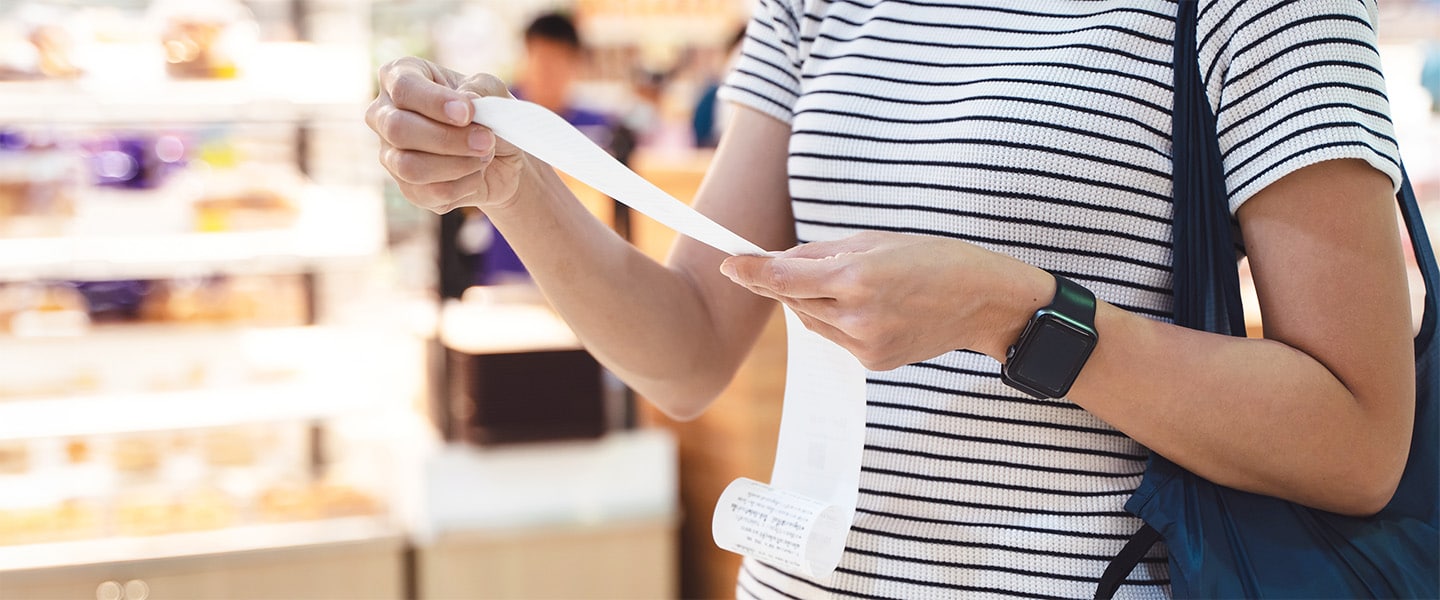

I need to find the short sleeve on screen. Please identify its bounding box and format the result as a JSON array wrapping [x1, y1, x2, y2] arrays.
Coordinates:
[[718, 0, 804, 125], [1198, 0, 1402, 215]]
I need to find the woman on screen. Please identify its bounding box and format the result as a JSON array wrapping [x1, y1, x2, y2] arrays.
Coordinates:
[[366, 1, 1414, 597]]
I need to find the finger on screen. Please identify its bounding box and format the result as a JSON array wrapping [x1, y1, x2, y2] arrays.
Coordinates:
[[393, 162, 492, 214], [791, 309, 862, 351], [371, 104, 495, 157], [785, 297, 843, 324], [454, 74, 530, 159], [381, 146, 490, 185], [720, 255, 844, 299], [378, 57, 473, 127], [764, 292, 851, 335], [728, 280, 841, 320], [363, 91, 389, 134]]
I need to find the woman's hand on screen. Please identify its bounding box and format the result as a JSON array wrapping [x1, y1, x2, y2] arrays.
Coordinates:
[[719, 231, 1052, 370], [365, 57, 529, 213]]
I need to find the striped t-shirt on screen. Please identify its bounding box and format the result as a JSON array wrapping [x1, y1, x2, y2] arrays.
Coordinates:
[[717, 0, 1402, 598]]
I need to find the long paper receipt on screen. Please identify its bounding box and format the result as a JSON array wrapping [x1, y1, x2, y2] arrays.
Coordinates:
[[473, 97, 866, 578]]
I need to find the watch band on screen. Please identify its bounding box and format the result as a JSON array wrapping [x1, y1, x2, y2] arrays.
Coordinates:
[[1048, 273, 1096, 327]]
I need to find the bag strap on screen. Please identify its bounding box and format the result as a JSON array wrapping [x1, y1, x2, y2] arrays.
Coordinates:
[[1096, 1, 1227, 595], [1168, 0, 1245, 338], [1094, 524, 1162, 600], [1398, 170, 1438, 349]]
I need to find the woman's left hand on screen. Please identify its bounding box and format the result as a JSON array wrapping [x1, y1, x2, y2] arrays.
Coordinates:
[[720, 231, 1052, 370]]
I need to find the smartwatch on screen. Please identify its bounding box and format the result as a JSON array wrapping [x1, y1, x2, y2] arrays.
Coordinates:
[[1000, 273, 1098, 399]]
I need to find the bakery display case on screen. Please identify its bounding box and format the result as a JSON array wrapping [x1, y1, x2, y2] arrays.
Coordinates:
[[0, 1, 410, 596]]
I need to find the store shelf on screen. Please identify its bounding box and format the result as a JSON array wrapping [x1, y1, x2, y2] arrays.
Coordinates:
[[0, 515, 399, 572], [0, 185, 385, 282], [0, 379, 387, 442], [0, 43, 372, 124]]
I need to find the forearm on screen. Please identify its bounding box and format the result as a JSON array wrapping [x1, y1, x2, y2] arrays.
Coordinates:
[[484, 161, 741, 418], [366, 62, 784, 417], [972, 279, 1404, 515], [1066, 304, 1408, 515], [968, 161, 1413, 516], [966, 267, 1404, 515]]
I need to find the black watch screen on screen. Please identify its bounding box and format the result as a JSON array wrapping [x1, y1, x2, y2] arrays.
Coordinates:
[[1001, 275, 1098, 399]]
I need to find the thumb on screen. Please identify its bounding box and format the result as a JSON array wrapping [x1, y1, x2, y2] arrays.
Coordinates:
[[456, 74, 522, 155], [456, 73, 514, 104]]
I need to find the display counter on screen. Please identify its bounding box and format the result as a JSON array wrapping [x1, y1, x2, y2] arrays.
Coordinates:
[[410, 429, 679, 599]]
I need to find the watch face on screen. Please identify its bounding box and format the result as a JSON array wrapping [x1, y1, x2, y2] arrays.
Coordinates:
[[1008, 314, 1096, 397]]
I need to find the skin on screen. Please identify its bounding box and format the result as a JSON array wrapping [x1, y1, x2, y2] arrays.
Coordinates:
[[517, 38, 580, 115], [366, 57, 1416, 518]]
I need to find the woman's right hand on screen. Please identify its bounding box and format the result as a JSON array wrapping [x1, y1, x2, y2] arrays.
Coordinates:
[[365, 57, 528, 213]]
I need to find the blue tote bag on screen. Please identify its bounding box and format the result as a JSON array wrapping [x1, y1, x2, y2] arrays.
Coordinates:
[[1095, 2, 1440, 597]]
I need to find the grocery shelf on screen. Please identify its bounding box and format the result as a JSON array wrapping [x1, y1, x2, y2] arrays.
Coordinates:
[[0, 378, 388, 442], [0, 185, 385, 282], [0, 516, 400, 572], [0, 43, 373, 124]]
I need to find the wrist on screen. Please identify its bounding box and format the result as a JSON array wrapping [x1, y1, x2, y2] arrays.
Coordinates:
[[481, 153, 561, 217], [977, 261, 1054, 362]]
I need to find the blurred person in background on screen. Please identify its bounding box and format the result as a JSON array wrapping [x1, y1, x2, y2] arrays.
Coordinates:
[[691, 26, 747, 149], [511, 12, 611, 145], [462, 11, 615, 286], [368, 0, 1416, 597]]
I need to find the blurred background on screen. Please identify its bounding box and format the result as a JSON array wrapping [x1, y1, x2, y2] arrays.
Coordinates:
[[0, 1, 1434, 599]]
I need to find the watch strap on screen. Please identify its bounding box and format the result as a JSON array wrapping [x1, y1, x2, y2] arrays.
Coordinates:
[[1047, 274, 1096, 328]]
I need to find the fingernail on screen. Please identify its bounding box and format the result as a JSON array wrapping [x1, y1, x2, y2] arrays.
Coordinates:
[[468, 128, 493, 152], [443, 100, 469, 125], [720, 262, 736, 279]]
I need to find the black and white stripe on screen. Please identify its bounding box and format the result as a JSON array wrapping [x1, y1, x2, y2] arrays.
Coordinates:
[[720, 0, 1400, 598]]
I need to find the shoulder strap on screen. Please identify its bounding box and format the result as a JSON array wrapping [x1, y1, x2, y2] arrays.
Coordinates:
[[1398, 169, 1438, 350], [1094, 524, 1162, 600], [1168, 0, 1246, 338]]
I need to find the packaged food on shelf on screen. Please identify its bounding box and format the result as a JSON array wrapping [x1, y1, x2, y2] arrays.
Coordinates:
[[114, 486, 239, 537], [0, 441, 28, 475], [257, 481, 383, 523], [0, 500, 102, 546], [139, 274, 309, 326], [87, 132, 189, 190], [0, 273, 308, 343], [0, 125, 311, 243], [28, 24, 81, 79], [0, 436, 108, 545], [152, 0, 257, 80], [0, 422, 388, 548], [192, 188, 297, 232], [201, 427, 258, 468], [0, 4, 84, 81], [190, 160, 302, 233], [0, 130, 80, 237], [6, 282, 89, 337]]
